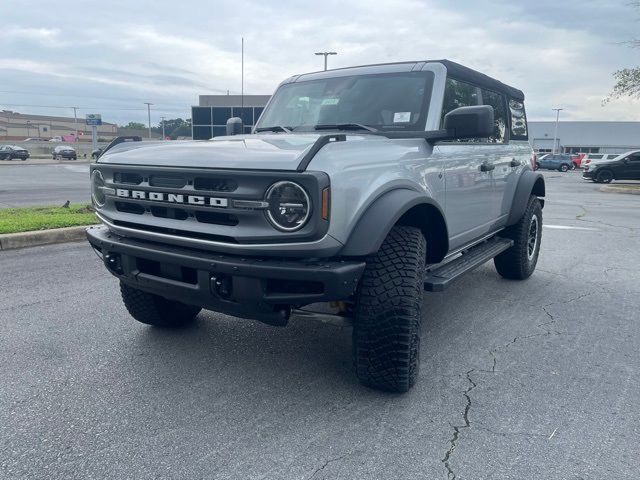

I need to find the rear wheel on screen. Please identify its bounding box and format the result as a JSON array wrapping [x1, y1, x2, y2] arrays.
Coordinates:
[[352, 225, 426, 393], [120, 281, 201, 327], [494, 195, 542, 280], [559, 164, 569, 172], [596, 169, 613, 183]]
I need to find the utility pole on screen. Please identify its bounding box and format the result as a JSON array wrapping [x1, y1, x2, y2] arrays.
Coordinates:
[[160, 116, 166, 140], [71, 107, 79, 140], [315, 51, 337, 71], [241, 37, 244, 110], [144, 102, 153, 139], [552, 108, 563, 154]]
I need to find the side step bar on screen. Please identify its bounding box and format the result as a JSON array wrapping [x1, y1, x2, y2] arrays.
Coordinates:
[[424, 237, 514, 292]]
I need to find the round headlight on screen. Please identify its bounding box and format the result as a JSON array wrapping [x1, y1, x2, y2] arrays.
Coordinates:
[[265, 181, 311, 232], [91, 170, 106, 207]]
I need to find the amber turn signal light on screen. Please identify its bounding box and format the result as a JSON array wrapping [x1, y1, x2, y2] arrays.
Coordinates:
[[321, 187, 330, 220]]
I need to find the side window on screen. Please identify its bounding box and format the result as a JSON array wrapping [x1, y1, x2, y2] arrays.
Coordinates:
[[441, 78, 506, 143], [509, 99, 528, 140], [629, 153, 640, 161], [441, 78, 480, 127], [480, 89, 507, 143]]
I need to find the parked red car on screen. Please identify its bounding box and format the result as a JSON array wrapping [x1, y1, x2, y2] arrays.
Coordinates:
[[571, 153, 585, 168]]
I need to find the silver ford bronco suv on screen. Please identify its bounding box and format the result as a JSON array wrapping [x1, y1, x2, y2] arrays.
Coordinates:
[[87, 60, 544, 393]]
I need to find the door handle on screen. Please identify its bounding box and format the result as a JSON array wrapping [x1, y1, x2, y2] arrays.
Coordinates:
[[480, 162, 495, 172], [510, 158, 521, 167]]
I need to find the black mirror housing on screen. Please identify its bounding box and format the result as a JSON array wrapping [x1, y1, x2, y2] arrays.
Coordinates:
[[226, 117, 244, 136], [443, 105, 495, 140]]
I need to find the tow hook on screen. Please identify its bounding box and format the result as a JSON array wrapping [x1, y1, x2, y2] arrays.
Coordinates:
[[211, 275, 232, 299]]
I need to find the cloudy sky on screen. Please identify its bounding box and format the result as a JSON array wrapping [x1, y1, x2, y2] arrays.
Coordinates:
[[1, 0, 639, 126]]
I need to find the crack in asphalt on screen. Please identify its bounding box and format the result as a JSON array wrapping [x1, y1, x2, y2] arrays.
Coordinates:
[[309, 453, 351, 479], [441, 289, 597, 479], [441, 370, 477, 480]]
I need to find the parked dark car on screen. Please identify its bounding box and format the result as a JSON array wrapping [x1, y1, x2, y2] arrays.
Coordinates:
[[91, 147, 104, 159], [52, 146, 77, 160], [536, 153, 574, 172], [583, 150, 640, 183], [0, 145, 30, 161]]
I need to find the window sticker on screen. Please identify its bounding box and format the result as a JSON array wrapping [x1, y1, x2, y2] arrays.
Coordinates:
[[393, 111, 411, 123], [321, 98, 340, 106]]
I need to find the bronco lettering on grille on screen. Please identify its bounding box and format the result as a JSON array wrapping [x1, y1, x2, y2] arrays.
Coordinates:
[[114, 189, 228, 207]]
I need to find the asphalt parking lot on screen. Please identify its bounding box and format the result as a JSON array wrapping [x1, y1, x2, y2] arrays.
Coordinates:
[[0, 164, 90, 208], [1, 172, 639, 479]]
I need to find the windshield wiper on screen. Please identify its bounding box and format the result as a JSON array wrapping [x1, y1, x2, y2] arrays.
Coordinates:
[[314, 123, 378, 132], [254, 125, 294, 133]]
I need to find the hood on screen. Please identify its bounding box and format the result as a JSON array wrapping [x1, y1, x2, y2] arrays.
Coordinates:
[[97, 134, 332, 171]]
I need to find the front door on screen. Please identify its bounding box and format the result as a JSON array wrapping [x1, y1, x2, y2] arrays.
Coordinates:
[[618, 152, 640, 180], [438, 78, 513, 251]]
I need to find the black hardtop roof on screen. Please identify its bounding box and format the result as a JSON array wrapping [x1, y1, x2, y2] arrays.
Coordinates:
[[292, 59, 525, 101], [435, 60, 524, 101]]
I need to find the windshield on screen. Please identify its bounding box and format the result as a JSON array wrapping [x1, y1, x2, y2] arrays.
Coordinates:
[[256, 71, 435, 133]]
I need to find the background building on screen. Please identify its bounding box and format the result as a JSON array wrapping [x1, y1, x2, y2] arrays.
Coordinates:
[[191, 95, 270, 140], [529, 121, 640, 155], [0, 111, 118, 141]]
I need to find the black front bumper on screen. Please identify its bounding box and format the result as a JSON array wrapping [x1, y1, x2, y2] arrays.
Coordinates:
[[86, 226, 365, 323], [582, 171, 595, 179]]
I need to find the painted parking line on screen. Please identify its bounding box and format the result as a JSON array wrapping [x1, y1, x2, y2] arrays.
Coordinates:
[[543, 224, 598, 231]]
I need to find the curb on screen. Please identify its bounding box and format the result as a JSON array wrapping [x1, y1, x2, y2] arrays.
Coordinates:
[[599, 186, 640, 195], [0, 225, 97, 251]]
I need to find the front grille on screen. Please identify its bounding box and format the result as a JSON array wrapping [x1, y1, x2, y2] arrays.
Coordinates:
[[194, 211, 238, 226], [150, 175, 187, 189], [150, 206, 188, 221], [194, 177, 237, 192], [114, 172, 142, 185], [95, 164, 328, 246], [115, 201, 145, 215]]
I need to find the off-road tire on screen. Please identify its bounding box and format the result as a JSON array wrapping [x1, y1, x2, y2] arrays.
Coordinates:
[[120, 281, 201, 327], [494, 195, 542, 280], [353, 225, 426, 393], [596, 169, 613, 184]]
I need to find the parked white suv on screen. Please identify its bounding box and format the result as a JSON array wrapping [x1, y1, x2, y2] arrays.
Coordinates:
[[582, 153, 620, 169]]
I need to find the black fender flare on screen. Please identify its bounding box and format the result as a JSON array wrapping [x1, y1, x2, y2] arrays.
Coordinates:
[[339, 189, 448, 258], [506, 170, 545, 226]]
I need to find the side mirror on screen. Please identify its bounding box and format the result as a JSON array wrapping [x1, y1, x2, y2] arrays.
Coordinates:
[[443, 105, 494, 140], [226, 117, 244, 136]]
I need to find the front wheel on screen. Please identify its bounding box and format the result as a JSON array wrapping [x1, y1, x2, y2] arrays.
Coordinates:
[[559, 164, 569, 172], [494, 195, 542, 280], [352, 225, 426, 393], [120, 282, 201, 327], [596, 170, 613, 184]]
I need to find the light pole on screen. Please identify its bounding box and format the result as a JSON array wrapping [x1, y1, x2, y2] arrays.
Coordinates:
[[552, 108, 563, 154], [71, 106, 79, 140], [144, 102, 153, 139], [160, 116, 166, 140], [315, 51, 337, 71], [26, 120, 31, 138]]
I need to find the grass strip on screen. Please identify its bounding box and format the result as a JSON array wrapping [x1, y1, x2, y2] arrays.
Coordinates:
[[0, 204, 97, 234]]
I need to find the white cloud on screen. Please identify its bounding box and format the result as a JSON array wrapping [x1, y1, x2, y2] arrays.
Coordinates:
[[0, 0, 638, 123]]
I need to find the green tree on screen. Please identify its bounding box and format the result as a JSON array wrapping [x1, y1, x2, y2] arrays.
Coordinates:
[[121, 121, 146, 130], [607, 2, 640, 101], [155, 118, 192, 139]]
